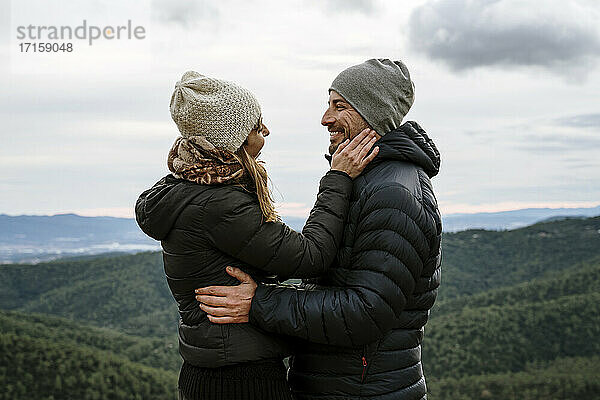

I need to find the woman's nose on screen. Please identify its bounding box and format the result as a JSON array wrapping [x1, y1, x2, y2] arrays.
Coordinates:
[[262, 126, 270, 137]]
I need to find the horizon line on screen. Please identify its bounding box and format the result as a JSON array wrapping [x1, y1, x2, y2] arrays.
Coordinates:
[[2, 201, 599, 219]]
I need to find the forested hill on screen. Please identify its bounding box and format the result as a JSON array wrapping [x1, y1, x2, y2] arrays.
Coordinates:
[[423, 255, 600, 398], [423, 257, 600, 377], [1, 216, 599, 399], [440, 215, 600, 300], [0, 311, 178, 400], [0, 251, 177, 338], [2, 216, 598, 328]]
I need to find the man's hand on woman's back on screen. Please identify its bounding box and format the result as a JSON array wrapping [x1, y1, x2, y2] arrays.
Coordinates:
[[195, 266, 256, 324]]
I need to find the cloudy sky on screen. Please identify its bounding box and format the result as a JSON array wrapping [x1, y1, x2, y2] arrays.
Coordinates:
[[1, 0, 599, 218]]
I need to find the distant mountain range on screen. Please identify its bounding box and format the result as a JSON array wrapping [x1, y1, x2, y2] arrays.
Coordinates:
[[283, 206, 600, 232], [1, 205, 599, 263], [0, 214, 158, 263], [441, 205, 600, 232]]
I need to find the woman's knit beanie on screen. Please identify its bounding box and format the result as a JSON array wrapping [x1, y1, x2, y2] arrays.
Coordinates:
[[170, 71, 262, 153]]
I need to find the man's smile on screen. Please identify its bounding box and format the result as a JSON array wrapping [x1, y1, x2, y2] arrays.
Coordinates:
[[329, 130, 345, 142]]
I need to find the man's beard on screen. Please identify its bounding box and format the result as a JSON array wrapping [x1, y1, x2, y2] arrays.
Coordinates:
[[328, 127, 350, 156]]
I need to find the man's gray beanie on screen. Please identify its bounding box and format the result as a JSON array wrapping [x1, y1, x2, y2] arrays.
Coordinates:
[[329, 58, 415, 136]]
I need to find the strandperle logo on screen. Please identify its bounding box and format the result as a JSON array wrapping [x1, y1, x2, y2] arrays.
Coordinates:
[[16, 19, 146, 46]]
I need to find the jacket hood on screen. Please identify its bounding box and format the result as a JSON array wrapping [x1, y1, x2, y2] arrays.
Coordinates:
[[135, 174, 203, 240], [326, 121, 440, 178]]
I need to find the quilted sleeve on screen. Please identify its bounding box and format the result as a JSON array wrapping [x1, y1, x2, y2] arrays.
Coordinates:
[[203, 170, 353, 280], [249, 182, 437, 346]]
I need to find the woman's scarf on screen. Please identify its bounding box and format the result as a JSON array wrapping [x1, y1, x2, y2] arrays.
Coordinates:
[[167, 136, 247, 185]]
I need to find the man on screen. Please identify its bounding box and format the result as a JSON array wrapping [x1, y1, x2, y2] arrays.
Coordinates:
[[196, 58, 442, 399]]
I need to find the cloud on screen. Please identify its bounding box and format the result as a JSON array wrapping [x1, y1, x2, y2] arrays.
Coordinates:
[[514, 133, 600, 153], [408, 0, 600, 74], [556, 113, 600, 129], [0, 0, 9, 44], [275, 202, 312, 218], [306, 0, 376, 14], [325, 0, 376, 13], [151, 0, 219, 28], [458, 112, 600, 154], [514, 113, 600, 152]]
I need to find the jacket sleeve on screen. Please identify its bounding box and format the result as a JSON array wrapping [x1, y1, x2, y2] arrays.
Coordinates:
[[248, 182, 436, 346], [203, 170, 353, 280]]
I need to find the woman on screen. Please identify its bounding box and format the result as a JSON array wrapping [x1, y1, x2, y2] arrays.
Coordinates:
[[135, 71, 378, 400]]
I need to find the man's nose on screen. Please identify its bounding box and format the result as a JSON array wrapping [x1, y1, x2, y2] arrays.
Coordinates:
[[321, 111, 335, 126]]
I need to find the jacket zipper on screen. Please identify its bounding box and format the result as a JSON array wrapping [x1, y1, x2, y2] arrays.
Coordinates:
[[361, 355, 368, 383]]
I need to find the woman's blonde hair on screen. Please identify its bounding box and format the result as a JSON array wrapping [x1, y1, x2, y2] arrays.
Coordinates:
[[233, 144, 279, 223]]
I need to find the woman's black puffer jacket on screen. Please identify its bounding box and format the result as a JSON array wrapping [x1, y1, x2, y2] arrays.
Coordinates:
[[135, 170, 353, 367], [248, 121, 442, 399]]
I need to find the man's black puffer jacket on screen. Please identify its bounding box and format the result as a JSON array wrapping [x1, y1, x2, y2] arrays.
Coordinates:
[[135, 170, 353, 368], [249, 121, 442, 399]]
